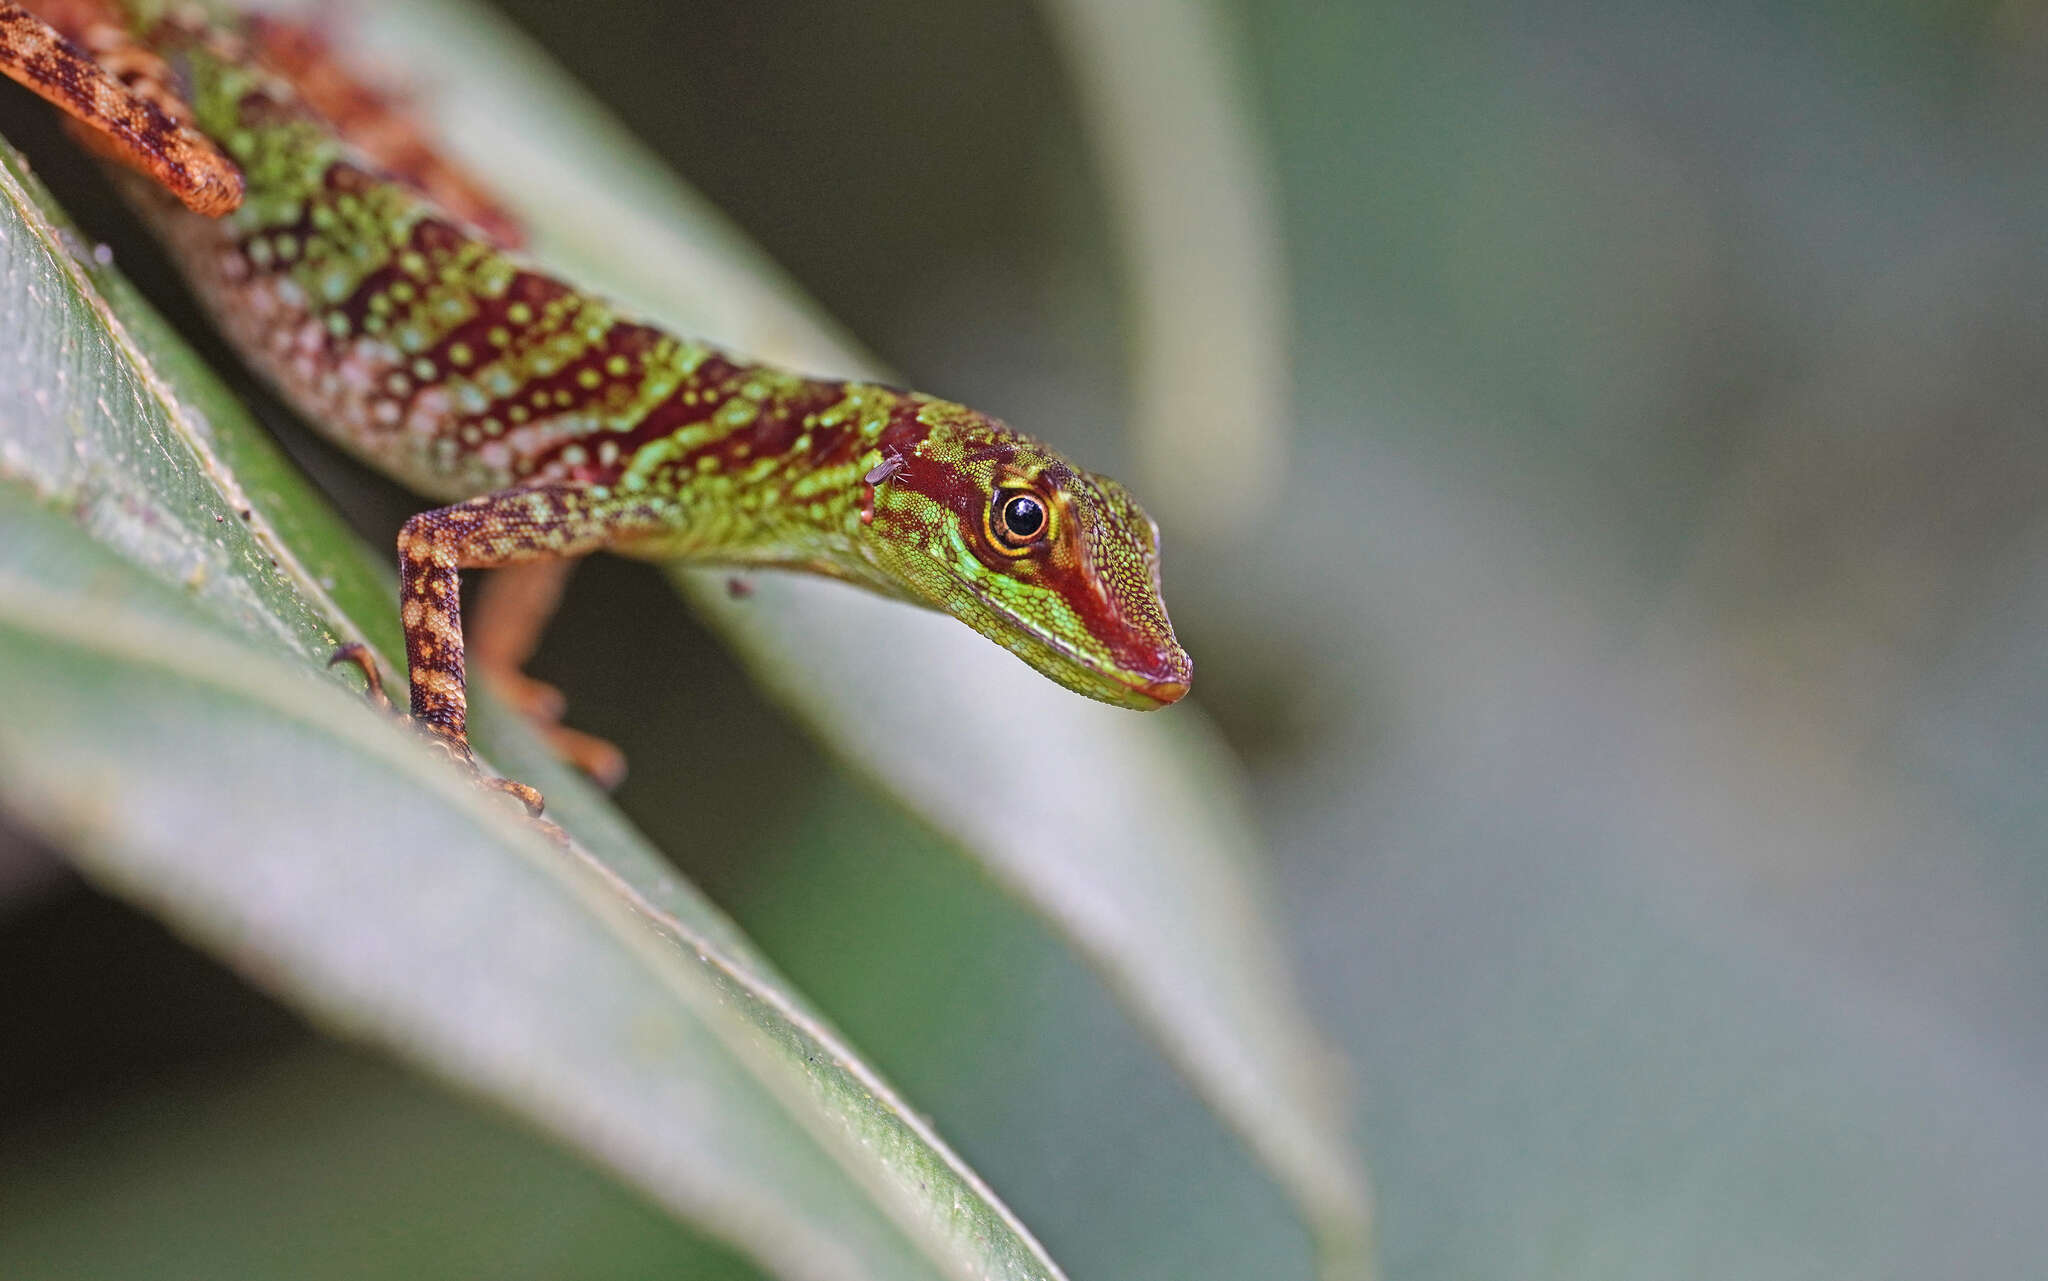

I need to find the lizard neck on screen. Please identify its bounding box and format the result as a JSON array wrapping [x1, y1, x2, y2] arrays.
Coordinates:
[[598, 369, 922, 568]]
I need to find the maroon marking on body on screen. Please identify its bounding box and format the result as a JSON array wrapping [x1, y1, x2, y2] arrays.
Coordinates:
[[808, 423, 862, 468], [508, 357, 732, 484], [875, 402, 930, 459], [666, 376, 852, 478]]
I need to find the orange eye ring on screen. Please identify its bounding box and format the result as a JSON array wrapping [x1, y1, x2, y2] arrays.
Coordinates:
[[987, 487, 1051, 554]]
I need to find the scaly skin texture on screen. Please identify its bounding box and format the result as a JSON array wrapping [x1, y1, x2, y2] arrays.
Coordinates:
[[4, 0, 1192, 804]]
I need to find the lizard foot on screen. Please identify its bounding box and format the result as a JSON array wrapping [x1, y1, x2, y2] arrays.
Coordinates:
[[328, 642, 563, 836], [468, 560, 627, 789], [481, 666, 628, 791]]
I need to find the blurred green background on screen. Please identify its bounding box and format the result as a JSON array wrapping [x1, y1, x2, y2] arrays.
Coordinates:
[[6, 0, 2048, 1276]]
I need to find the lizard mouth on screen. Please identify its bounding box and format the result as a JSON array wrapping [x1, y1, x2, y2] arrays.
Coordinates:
[[956, 573, 1190, 708]]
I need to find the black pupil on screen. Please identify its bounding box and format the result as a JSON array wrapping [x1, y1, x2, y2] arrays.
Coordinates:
[[1001, 494, 1046, 540]]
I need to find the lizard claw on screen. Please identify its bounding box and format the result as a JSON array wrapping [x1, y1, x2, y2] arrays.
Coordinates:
[[328, 641, 392, 713], [329, 641, 559, 828]]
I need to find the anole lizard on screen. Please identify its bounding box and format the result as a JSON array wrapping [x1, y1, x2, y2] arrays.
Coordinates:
[[0, 0, 1192, 815]]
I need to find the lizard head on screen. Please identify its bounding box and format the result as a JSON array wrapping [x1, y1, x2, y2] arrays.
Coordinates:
[[860, 398, 1191, 709]]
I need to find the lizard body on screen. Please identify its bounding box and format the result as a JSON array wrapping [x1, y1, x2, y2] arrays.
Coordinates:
[[1, 0, 1191, 806]]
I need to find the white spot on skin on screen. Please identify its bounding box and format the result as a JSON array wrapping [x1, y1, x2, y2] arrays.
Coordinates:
[[505, 418, 592, 462], [339, 353, 376, 394], [405, 387, 452, 438]]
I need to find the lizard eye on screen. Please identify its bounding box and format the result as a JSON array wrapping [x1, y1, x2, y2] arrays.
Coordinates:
[[989, 489, 1050, 553]]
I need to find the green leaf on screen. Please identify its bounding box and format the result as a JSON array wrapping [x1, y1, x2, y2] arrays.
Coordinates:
[[321, 0, 1372, 1271], [0, 125, 1060, 1281], [0, 1046, 757, 1280]]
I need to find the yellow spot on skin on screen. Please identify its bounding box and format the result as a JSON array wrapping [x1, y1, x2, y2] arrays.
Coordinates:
[[412, 669, 462, 700], [508, 302, 533, 324]]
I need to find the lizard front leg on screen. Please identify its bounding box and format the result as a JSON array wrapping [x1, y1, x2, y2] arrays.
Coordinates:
[[390, 482, 664, 814]]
